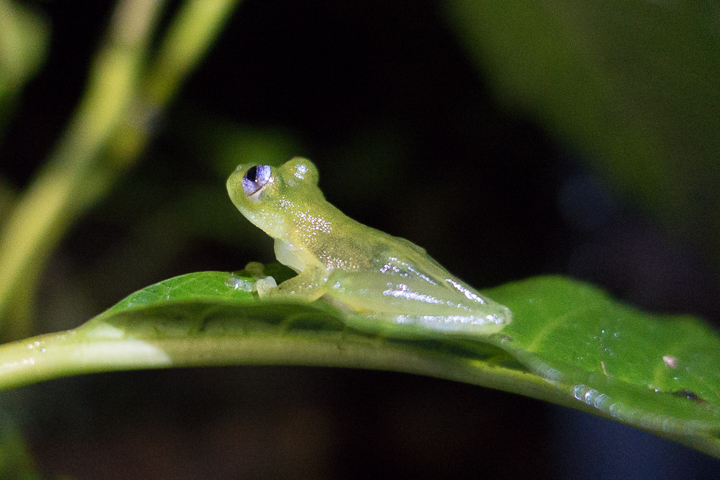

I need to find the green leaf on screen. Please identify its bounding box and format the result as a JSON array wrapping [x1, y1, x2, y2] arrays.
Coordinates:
[[490, 278, 720, 439], [0, 271, 718, 457]]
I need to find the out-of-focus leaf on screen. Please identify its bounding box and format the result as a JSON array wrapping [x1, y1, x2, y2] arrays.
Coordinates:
[[445, 0, 720, 264], [0, 0, 48, 89], [0, 0, 48, 139], [0, 407, 42, 480], [0, 178, 14, 227]]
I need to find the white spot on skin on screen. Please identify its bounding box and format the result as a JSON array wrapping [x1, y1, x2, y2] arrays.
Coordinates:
[[394, 314, 504, 327], [663, 355, 678, 369], [379, 257, 436, 284], [445, 278, 486, 304], [295, 163, 309, 179], [293, 209, 333, 233], [383, 283, 444, 305]]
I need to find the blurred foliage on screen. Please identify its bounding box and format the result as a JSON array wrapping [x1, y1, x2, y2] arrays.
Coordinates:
[[0, 0, 48, 139], [446, 0, 720, 268], [0, 408, 42, 480]]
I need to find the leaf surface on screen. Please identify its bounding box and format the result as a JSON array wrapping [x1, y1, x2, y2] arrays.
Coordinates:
[[0, 270, 718, 457]]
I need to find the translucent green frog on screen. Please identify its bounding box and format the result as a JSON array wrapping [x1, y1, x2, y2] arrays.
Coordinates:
[[227, 157, 512, 337]]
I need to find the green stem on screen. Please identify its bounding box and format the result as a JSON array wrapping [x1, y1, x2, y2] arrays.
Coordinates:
[[0, 0, 166, 337], [0, 0, 240, 338], [0, 325, 552, 397]]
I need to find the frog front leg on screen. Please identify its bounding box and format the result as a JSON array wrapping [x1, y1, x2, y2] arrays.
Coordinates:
[[260, 266, 329, 303]]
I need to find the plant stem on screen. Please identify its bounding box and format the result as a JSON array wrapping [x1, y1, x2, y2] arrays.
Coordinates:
[[0, 0, 240, 339]]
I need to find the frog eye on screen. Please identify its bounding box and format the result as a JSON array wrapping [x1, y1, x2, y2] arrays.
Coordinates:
[[242, 165, 272, 197]]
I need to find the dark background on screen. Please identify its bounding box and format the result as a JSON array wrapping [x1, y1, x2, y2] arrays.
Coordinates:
[[2, 0, 719, 478]]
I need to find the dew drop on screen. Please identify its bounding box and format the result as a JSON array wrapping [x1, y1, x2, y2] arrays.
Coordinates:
[[662, 355, 678, 369], [225, 275, 255, 292]]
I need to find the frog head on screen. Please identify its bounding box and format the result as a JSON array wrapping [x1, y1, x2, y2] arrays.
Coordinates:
[[227, 157, 321, 238]]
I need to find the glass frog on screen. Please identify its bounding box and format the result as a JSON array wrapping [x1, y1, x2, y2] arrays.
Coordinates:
[[227, 157, 512, 337]]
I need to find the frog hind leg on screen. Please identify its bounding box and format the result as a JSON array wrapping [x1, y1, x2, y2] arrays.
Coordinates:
[[340, 309, 510, 339], [325, 270, 511, 338]]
